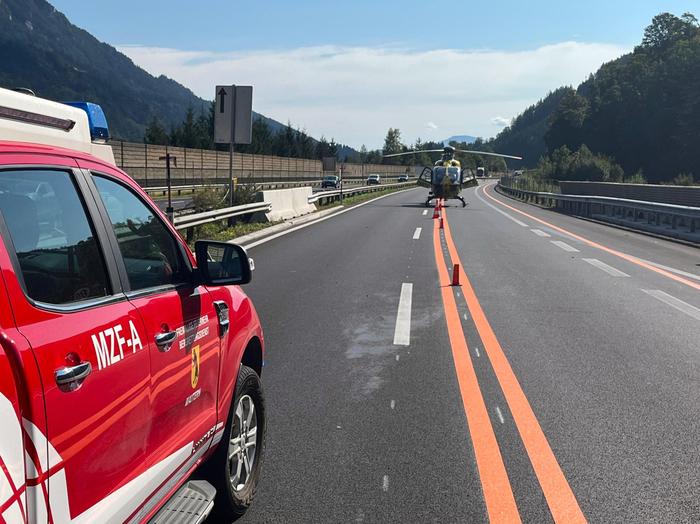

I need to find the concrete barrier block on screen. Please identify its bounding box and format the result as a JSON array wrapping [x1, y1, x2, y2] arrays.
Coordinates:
[[257, 187, 317, 222], [291, 186, 317, 217]]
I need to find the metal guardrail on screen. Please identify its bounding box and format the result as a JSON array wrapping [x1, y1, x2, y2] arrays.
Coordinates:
[[308, 182, 416, 205], [145, 178, 408, 198], [173, 202, 271, 230], [172, 181, 416, 232], [497, 183, 700, 242]]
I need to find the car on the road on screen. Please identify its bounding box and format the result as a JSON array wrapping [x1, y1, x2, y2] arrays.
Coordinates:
[[0, 86, 266, 523], [476, 167, 486, 177], [367, 174, 381, 185], [321, 174, 341, 189], [398, 174, 409, 182]]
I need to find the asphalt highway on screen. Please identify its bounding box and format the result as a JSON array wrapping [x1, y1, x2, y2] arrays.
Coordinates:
[[220, 181, 699, 523]]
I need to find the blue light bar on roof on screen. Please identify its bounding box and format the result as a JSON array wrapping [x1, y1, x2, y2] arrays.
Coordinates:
[[62, 101, 110, 141]]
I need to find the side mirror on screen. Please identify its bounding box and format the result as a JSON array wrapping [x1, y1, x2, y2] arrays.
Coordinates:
[[194, 240, 252, 286]]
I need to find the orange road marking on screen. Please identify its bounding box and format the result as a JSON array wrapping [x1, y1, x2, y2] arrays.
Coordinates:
[[441, 209, 587, 524], [432, 218, 522, 523], [482, 184, 700, 292]]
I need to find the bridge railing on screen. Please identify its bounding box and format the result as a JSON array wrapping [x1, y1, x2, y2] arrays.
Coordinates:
[[497, 183, 700, 243]]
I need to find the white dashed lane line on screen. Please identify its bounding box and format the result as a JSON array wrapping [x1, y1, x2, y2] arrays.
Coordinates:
[[641, 289, 700, 321], [382, 475, 389, 492], [583, 258, 630, 277], [412, 227, 422, 240], [531, 228, 551, 237], [393, 283, 413, 346], [550, 240, 580, 253], [495, 406, 505, 424], [422, 209, 428, 216]]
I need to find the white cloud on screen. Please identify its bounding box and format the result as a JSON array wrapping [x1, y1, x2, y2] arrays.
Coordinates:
[[491, 116, 511, 127], [119, 42, 628, 149], [426, 121, 438, 130]]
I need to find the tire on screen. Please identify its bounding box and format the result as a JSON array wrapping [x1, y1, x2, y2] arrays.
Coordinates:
[[207, 365, 266, 521]]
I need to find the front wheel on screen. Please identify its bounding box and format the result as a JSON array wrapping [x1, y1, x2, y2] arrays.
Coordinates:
[[207, 365, 266, 521]]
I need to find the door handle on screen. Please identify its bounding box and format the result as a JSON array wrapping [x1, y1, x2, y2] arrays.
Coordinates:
[[55, 361, 92, 389], [155, 331, 177, 352]]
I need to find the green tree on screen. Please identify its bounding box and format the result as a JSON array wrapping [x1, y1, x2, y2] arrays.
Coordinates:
[[545, 89, 588, 153], [316, 136, 330, 159], [172, 106, 199, 148], [382, 128, 405, 164], [144, 116, 169, 145], [641, 12, 699, 49]]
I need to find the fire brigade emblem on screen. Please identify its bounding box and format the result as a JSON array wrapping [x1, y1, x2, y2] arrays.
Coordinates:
[[191, 345, 200, 388]]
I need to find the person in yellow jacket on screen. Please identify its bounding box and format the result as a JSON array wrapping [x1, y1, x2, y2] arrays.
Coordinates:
[[434, 145, 461, 168]]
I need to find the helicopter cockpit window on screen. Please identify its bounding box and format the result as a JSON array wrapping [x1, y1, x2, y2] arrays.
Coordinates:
[[433, 167, 461, 185]]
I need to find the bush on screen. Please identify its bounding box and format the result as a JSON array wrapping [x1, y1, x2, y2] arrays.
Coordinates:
[[191, 184, 258, 212], [624, 171, 647, 184], [669, 173, 695, 186], [537, 144, 626, 182]]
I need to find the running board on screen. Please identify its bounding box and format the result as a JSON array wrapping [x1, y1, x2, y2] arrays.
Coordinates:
[[149, 480, 216, 524]]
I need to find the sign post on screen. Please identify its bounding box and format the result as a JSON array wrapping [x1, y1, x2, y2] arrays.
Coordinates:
[[215, 85, 253, 207], [159, 153, 177, 223]]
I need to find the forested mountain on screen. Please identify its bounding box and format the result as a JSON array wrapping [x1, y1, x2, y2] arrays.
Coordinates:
[[490, 12, 700, 183], [0, 0, 287, 141], [443, 135, 476, 145], [490, 88, 570, 169]]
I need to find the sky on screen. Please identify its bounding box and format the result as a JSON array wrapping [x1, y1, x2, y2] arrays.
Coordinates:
[[50, 1, 697, 149]]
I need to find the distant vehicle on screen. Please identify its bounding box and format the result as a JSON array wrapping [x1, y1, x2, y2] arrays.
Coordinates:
[[321, 174, 340, 189], [476, 167, 486, 177], [398, 174, 409, 182], [367, 174, 381, 185], [513, 170, 524, 177]]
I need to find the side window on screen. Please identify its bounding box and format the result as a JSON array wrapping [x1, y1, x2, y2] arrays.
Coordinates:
[[0, 169, 110, 305], [93, 175, 188, 291]]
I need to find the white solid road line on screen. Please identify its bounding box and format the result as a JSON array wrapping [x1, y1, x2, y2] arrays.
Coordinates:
[[583, 258, 630, 277], [382, 475, 390, 492], [243, 188, 417, 249], [550, 240, 580, 253], [422, 209, 428, 216], [393, 283, 413, 346], [413, 227, 422, 240], [531, 228, 551, 237], [641, 289, 700, 321], [475, 184, 528, 227]]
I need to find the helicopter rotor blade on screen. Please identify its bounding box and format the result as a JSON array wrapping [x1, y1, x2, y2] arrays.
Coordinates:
[[455, 149, 523, 160], [382, 149, 445, 158]]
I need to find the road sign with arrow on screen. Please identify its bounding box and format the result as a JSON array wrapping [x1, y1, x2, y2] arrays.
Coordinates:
[[214, 85, 253, 145]]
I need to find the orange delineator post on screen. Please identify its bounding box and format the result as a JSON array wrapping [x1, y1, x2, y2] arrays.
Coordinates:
[[452, 263, 460, 286]]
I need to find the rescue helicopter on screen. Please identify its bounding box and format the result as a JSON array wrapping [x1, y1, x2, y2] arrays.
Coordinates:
[[383, 145, 522, 207]]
